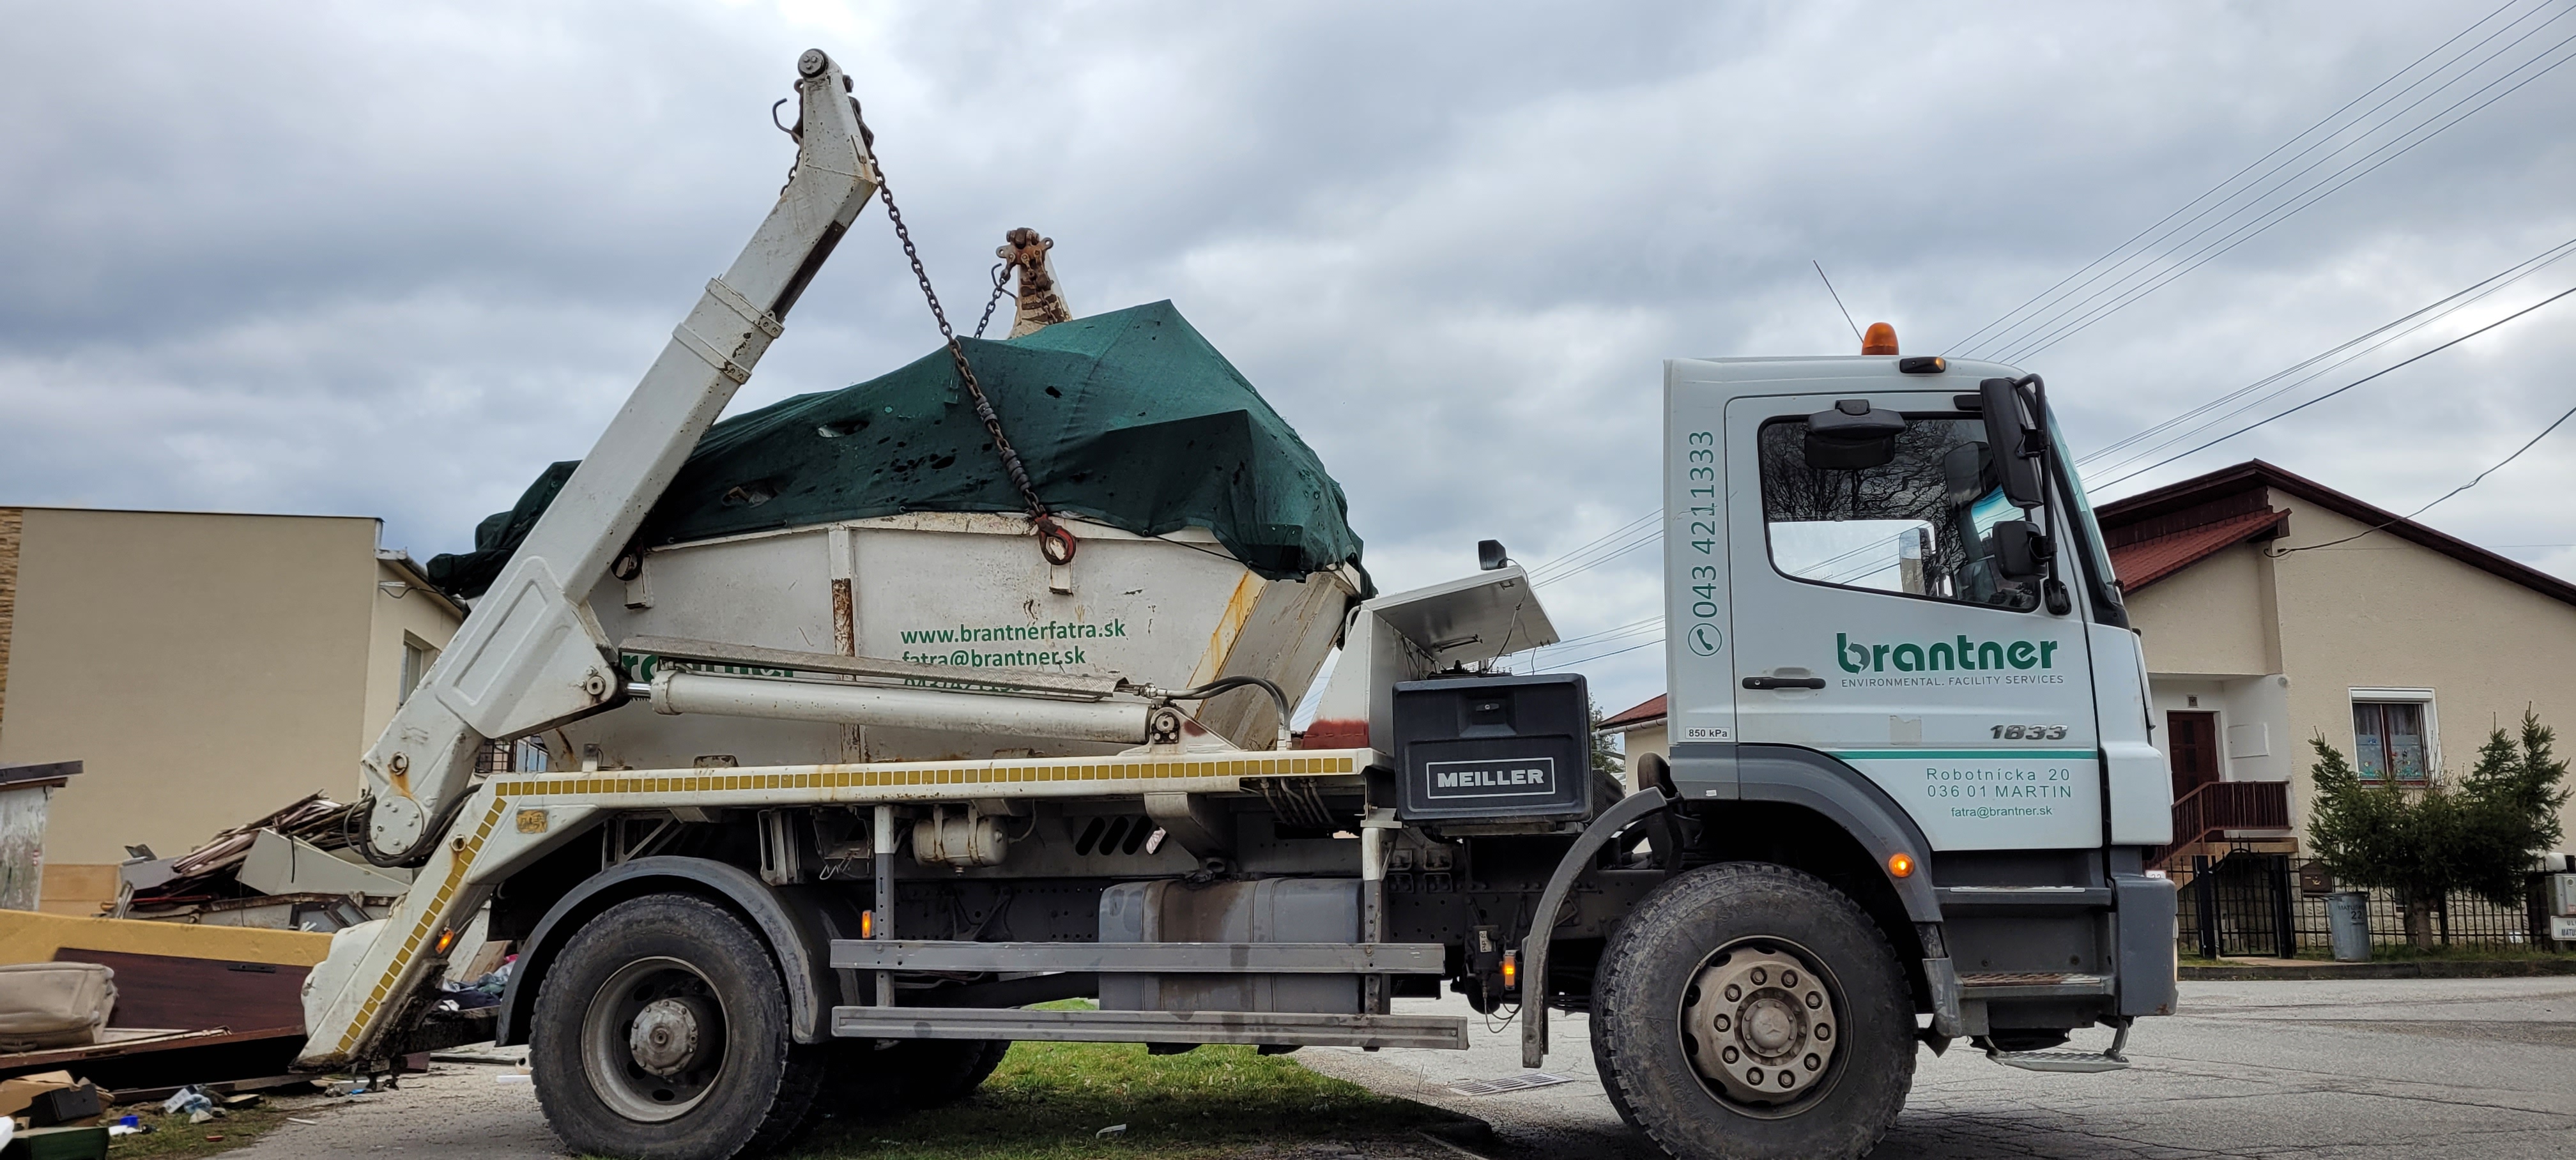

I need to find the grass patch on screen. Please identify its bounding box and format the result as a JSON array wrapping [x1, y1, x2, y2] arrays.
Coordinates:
[[787, 1039, 1457, 1160], [105, 1104, 291, 1159]]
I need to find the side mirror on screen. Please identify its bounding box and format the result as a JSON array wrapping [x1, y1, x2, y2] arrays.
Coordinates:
[[1993, 519, 2053, 581], [1804, 399, 1907, 471], [1478, 540, 1510, 571], [1978, 377, 2047, 508]]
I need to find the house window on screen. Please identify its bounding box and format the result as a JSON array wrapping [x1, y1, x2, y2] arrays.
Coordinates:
[[400, 636, 439, 706], [2351, 694, 2433, 781]]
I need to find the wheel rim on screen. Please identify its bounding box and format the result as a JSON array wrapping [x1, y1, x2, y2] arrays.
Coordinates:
[[582, 955, 729, 1122], [1676, 938, 1844, 1116]]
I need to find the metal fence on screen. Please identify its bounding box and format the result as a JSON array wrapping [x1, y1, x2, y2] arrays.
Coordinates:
[[2170, 850, 2563, 958]]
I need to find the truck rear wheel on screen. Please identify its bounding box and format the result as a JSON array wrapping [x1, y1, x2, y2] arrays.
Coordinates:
[[1591, 862, 1913, 1160], [531, 893, 822, 1159]]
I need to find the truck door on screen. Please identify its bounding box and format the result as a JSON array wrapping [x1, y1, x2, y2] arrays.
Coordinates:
[[1722, 392, 2103, 851]]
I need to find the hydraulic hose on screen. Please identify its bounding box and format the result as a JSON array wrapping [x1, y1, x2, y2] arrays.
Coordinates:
[[1152, 675, 1296, 751], [345, 790, 479, 869]]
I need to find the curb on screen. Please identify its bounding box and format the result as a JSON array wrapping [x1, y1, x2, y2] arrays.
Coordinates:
[[2181, 958, 2576, 981]]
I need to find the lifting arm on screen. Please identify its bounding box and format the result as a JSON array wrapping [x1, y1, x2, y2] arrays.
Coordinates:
[[301, 49, 879, 1069], [357, 49, 880, 861]]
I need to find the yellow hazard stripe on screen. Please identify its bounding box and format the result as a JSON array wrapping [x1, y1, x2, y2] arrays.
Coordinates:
[[335, 795, 508, 1057], [493, 754, 1355, 799]]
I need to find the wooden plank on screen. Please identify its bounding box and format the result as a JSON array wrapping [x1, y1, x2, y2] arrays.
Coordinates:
[[50, 949, 307, 1033], [0, 910, 334, 968]]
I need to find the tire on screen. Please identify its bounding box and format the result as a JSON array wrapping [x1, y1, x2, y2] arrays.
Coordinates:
[[531, 894, 824, 1160], [809, 1037, 1009, 1120], [905, 1039, 1010, 1107], [1591, 862, 1915, 1160], [1588, 1007, 1647, 1133]]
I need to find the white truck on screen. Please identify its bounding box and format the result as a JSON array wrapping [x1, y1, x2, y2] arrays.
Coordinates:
[[295, 49, 2177, 1160]]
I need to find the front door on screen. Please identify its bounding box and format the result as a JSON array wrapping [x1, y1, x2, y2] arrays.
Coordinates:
[[2166, 711, 2220, 797], [1723, 391, 2103, 851]]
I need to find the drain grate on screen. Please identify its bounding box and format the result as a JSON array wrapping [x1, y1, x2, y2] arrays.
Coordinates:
[[1446, 1072, 1575, 1097]]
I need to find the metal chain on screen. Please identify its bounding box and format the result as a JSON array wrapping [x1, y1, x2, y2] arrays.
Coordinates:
[[973, 261, 1013, 339], [857, 109, 1050, 526]]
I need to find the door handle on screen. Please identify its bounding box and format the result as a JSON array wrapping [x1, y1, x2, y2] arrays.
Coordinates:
[[1743, 676, 1826, 691]]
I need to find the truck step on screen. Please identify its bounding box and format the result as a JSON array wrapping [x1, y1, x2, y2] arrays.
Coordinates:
[[1956, 972, 2114, 1000], [1984, 1019, 2131, 1073], [1985, 1048, 2131, 1074]]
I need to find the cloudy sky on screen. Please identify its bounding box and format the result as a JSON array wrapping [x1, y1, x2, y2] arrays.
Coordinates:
[[5, 1, 2573, 717]]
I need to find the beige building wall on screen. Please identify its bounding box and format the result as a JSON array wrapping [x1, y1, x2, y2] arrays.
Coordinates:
[[2126, 488, 2576, 851], [2260, 493, 2576, 851], [2125, 542, 2279, 679], [0, 509, 463, 912], [364, 554, 464, 751], [1613, 721, 1669, 795]]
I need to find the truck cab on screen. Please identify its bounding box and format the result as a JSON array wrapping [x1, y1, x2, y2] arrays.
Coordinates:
[[1547, 351, 2177, 1156]]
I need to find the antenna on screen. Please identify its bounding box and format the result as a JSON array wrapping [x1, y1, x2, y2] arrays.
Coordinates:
[[1813, 261, 1864, 344]]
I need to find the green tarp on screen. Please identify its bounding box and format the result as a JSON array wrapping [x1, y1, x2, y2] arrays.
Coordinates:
[[426, 301, 1370, 600]]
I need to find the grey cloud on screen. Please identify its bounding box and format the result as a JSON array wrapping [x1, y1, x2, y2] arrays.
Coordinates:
[[4, 1, 2571, 715]]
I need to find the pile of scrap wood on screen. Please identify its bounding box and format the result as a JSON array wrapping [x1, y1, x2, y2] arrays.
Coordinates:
[[119, 795, 408, 930], [0, 910, 333, 1092]]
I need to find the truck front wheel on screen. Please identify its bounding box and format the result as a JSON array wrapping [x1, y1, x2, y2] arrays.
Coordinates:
[[1591, 862, 1914, 1160], [530, 893, 823, 1160]]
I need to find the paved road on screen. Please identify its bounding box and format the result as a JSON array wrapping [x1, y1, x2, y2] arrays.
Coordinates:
[[228, 976, 2576, 1159], [1299, 977, 2576, 1159]]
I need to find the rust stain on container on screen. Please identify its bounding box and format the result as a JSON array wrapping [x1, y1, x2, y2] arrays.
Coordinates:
[[831, 578, 855, 656], [1191, 573, 1264, 688]]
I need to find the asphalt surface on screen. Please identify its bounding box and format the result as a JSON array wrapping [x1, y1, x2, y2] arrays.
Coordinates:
[[224, 976, 2576, 1159], [1299, 977, 2576, 1159]]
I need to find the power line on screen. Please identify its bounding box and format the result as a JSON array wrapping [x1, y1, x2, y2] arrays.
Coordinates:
[[1937, 0, 2524, 355], [1984, 7, 2573, 362], [2093, 281, 2576, 489], [1945, 0, 2531, 354], [1531, 615, 1663, 653], [2077, 236, 2576, 478], [1979, 3, 2573, 362], [2271, 399, 2576, 557], [1544, 635, 1666, 670], [1955, 1, 2569, 360], [1531, 530, 1660, 586], [1522, 510, 1659, 583], [1994, 24, 2576, 363]]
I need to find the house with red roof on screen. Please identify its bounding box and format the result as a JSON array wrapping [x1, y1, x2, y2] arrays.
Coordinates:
[[2097, 460, 2576, 867], [1597, 694, 1667, 793]]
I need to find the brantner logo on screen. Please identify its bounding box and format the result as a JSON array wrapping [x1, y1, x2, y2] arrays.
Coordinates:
[[1837, 632, 2058, 674]]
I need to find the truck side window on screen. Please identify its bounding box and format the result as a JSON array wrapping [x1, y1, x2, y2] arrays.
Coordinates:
[[1756, 416, 2039, 612]]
